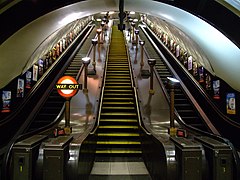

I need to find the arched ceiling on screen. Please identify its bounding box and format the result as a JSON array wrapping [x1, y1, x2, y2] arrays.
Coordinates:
[[0, 0, 239, 91]]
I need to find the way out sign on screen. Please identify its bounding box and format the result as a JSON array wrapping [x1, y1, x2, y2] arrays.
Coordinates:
[[56, 76, 82, 98]]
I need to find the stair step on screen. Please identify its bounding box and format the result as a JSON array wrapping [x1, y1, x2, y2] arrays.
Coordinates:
[[102, 106, 135, 110], [97, 141, 140, 145], [96, 149, 142, 154], [100, 119, 137, 123], [97, 133, 140, 137], [100, 113, 136, 117], [99, 125, 138, 129]]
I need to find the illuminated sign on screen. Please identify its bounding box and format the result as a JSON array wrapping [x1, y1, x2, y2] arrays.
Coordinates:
[[56, 76, 82, 98]]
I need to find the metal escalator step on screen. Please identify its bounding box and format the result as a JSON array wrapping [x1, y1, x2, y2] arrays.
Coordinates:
[[106, 73, 129, 76], [106, 70, 129, 73], [97, 133, 139, 137], [104, 87, 132, 90], [107, 64, 128, 67], [99, 125, 138, 129], [106, 74, 130, 78], [104, 89, 132, 92], [102, 101, 134, 105], [103, 93, 133, 97], [95, 149, 142, 154], [100, 119, 137, 123], [97, 141, 141, 145], [103, 97, 134, 101], [102, 106, 135, 110], [100, 112, 136, 116], [105, 79, 131, 83], [105, 83, 132, 86]]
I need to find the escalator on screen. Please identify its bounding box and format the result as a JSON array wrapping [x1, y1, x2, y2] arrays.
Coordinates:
[[27, 33, 95, 131], [138, 27, 209, 132], [0, 25, 97, 180], [90, 26, 151, 179]]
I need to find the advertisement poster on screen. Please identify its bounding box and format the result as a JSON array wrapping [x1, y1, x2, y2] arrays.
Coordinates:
[[213, 80, 220, 99], [33, 64, 38, 81], [56, 43, 60, 57], [170, 40, 174, 51], [226, 93, 236, 115], [198, 66, 204, 83], [2, 91, 11, 112], [17, 78, 24, 98], [25, 71, 32, 89], [192, 61, 198, 77], [62, 38, 66, 50], [38, 59, 44, 77], [59, 40, 63, 53], [175, 45, 180, 58], [44, 57, 49, 71], [187, 56, 193, 71], [205, 73, 211, 90]]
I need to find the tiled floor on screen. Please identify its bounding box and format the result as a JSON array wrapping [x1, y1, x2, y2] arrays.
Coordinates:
[[91, 161, 149, 175]]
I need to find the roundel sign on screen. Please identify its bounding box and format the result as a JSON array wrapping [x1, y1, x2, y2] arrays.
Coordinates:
[[56, 76, 82, 98]]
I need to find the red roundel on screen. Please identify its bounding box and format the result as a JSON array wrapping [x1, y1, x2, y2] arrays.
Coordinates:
[[56, 76, 78, 98]]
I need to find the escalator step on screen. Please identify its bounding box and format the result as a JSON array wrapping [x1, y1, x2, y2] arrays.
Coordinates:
[[100, 112, 136, 116], [97, 141, 140, 145], [99, 125, 138, 129], [97, 133, 139, 137], [95, 149, 142, 154], [102, 106, 135, 110], [100, 119, 137, 123]]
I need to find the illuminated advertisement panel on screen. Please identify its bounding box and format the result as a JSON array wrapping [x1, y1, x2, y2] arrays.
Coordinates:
[[25, 71, 32, 89], [17, 78, 24, 98], [1, 91, 11, 112], [226, 93, 236, 115], [213, 80, 220, 99]]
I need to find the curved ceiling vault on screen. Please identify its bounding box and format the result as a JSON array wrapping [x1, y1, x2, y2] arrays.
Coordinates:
[[0, 0, 239, 91]]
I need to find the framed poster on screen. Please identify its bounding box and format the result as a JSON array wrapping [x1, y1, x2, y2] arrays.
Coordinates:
[[198, 66, 204, 83], [183, 52, 188, 67], [56, 43, 60, 57], [17, 78, 24, 98], [33, 64, 38, 81], [44, 55, 49, 71], [175, 45, 180, 58], [48, 51, 53, 66], [192, 61, 198, 77], [170, 39, 174, 51], [213, 80, 220, 99], [2, 91, 11, 112], [62, 38, 66, 50], [52, 46, 57, 61], [226, 93, 236, 115], [205, 73, 211, 90], [59, 40, 63, 53], [187, 56, 193, 71], [25, 71, 32, 89], [38, 59, 44, 77]]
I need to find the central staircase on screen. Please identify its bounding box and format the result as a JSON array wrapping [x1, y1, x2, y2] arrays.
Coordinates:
[[89, 26, 151, 179]]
